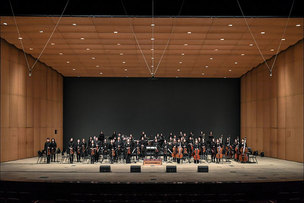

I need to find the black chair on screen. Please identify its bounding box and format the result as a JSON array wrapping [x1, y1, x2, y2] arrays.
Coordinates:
[[248, 148, 258, 163]]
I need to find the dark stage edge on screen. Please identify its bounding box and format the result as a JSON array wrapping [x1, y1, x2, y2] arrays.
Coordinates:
[[0, 181, 303, 202]]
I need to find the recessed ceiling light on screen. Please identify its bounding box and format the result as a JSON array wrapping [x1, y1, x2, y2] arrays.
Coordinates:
[[59, 52, 63, 55], [18, 37, 22, 40], [229, 69, 232, 72], [202, 73, 205, 75], [72, 68, 76, 71], [261, 31, 265, 34], [177, 69, 180, 72], [152, 57, 154, 59], [281, 38, 286, 41], [270, 49, 274, 51], [3, 22, 7, 25], [151, 38, 155, 41], [296, 24, 301, 27], [179, 61, 182, 64], [209, 57, 213, 60], [39, 30, 43, 33], [205, 65, 208, 68], [124, 68, 127, 71], [96, 65, 100, 68], [151, 48, 154, 51], [66, 61, 70, 64], [114, 31, 118, 34], [241, 53, 245, 56], [224, 77, 227, 78], [151, 65, 154, 68], [235, 62, 238, 64], [187, 31, 192, 34], [72, 23, 77, 26], [117, 43, 120, 45], [181, 53, 185, 55], [51, 42, 55, 45], [151, 23, 155, 27], [120, 53, 124, 55], [220, 38, 224, 41], [214, 49, 218, 51], [184, 44, 188, 46], [122, 61, 126, 64], [29, 48, 33, 50], [86, 48, 90, 50], [249, 43, 253, 46], [228, 24, 232, 27], [80, 37, 85, 40], [99, 72, 103, 75], [91, 57, 95, 60]]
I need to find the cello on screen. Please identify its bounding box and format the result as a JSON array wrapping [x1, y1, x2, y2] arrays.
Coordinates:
[[239, 138, 248, 163], [216, 145, 223, 163], [193, 147, 200, 163]]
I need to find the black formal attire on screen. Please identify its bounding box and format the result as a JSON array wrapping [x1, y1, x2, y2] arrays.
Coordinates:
[[76, 142, 81, 162], [50, 141, 57, 162], [44, 141, 51, 164], [68, 141, 75, 164]]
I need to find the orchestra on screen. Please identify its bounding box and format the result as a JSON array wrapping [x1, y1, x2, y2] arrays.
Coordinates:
[[42, 131, 250, 165]]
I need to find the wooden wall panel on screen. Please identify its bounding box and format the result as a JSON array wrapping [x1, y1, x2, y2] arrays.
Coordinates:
[[0, 39, 63, 162], [241, 40, 303, 162]]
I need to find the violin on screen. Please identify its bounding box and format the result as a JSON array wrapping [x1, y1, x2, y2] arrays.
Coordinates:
[[91, 147, 95, 156], [69, 147, 74, 155], [127, 146, 131, 155], [137, 146, 140, 155], [112, 148, 115, 157], [47, 147, 51, 156]]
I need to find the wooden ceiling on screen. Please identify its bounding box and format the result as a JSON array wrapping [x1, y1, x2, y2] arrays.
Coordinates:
[[0, 16, 303, 78]]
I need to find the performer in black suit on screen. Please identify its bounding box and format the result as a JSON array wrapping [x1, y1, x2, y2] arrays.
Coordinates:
[[163, 139, 169, 162], [125, 139, 132, 164], [89, 140, 96, 164], [76, 139, 81, 162], [98, 131, 105, 142], [44, 138, 51, 164], [50, 138, 57, 162], [68, 138, 75, 164], [81, 138, 87, 159]]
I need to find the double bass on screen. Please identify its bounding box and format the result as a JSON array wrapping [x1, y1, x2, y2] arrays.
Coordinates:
[[225, 138, 233, 158], [239, 138, 248, 163]]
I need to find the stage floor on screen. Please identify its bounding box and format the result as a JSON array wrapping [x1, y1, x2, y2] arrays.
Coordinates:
[[0, 156, 303, 184]]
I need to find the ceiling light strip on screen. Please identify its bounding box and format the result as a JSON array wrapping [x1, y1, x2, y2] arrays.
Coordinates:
[[237, 0, 272, 73], [121, 0, 152, 74], [269, 0, 295, 72], [8, 0, 30, 72], [153, 0, 185, 76], [30, 0, 70, 72], [151, 0, 155, 74]]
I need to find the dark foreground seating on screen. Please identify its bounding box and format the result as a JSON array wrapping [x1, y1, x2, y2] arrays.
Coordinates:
[[0, 181, 303, 202]]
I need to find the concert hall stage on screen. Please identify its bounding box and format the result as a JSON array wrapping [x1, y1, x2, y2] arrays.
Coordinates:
[[0, 156, 302, 184]]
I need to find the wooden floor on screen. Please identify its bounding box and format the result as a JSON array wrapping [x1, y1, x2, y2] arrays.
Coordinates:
[[0, 156, 303, 184]]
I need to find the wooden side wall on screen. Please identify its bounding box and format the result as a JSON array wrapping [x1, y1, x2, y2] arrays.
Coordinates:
[[0, 39, 63, 162], [241, 40, 303, 162]]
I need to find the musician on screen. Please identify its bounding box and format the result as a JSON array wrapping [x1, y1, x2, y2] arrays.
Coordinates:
[[76, 139, 81, 162], [176, 139, 183, 164], [90, 140, 96, 164], [125, 139, 132, 164], [109, 139, 116, 164], [116, 136, 123, 162], [134, 140, 141, 161], [111, 131, 117, 140], [101, 138, 109, 163], [187, 138, 193, 163], [210, 138, 216, 163], [95, 137, 102, 162], [233, 138, 240, 161], [225, 137, 232, 159], [44, 138, 51, 164], [216, 139, 223, 164], [80, 139, 86, 159], [193, 139, 200, 164], [98, 131, 105, 142], [68, 138, 75, 164], [201, 138, 207, 160], [208, 131, 214, 144], [140, 136, 146, 159], [159, 133, 164, 147], [50, 138, 57, 162], [153, 138, 159, 159], [163, 139, 169, 162], [88, 137, 93, 147]]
